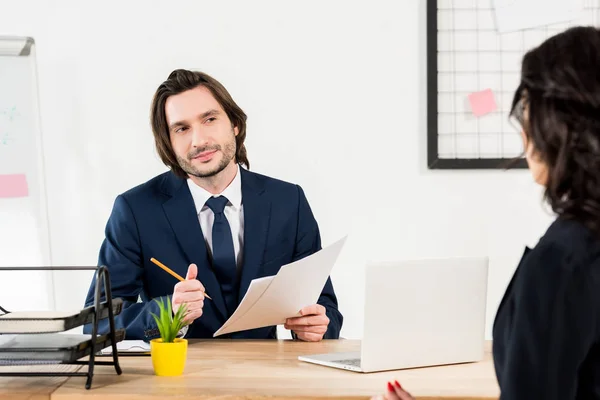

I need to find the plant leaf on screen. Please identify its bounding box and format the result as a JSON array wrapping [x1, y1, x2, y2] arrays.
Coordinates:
[[151, 297, 193, 343], [152, 298, 169, 341], [173, 303, 187, 336], [175, 303, 186, 324], [161, 298, 172, 342], [167, 297, 175, 342], [167, 296, 173, 323]]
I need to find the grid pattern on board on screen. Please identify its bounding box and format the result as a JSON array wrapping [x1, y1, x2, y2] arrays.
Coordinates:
[[429, 0, 600, 168]]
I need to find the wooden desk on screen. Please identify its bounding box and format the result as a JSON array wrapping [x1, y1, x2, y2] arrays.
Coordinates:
[[0, 365, 80, 400], [1, 340, 499, 400]]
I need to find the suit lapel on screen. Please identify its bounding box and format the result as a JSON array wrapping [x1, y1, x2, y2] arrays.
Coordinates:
[[239, 168, 271, 301], [160, 173, 228, 320]]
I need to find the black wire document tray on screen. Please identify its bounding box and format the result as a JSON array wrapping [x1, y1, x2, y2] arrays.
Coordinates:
[[0, 298, 123, 334], [0, 266, 123, 389], [0, 330, 125, 365]]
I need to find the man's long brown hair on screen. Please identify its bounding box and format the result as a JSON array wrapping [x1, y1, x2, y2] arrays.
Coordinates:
[[150, 69, 249, 178]]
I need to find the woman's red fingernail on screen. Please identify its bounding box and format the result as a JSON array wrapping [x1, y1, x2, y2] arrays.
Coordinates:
[[387, 382, 394, 392], [395, 380, 402, 389]]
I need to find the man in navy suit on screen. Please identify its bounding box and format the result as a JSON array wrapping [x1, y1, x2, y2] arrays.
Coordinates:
[[84, 69, 342, 341]]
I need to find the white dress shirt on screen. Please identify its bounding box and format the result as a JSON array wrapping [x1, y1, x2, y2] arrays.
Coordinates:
[[186, 164, 245, 269], [177, 165, 244, 338]]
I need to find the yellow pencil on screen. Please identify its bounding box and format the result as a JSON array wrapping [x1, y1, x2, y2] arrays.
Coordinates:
[[150, 257, 212, 300]]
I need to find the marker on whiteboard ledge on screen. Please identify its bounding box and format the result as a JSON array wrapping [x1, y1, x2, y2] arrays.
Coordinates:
[[468, 88, 497, 117], [150, 257, 212, 300]]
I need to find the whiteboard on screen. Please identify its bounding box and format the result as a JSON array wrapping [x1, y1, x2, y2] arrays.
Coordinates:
[[0, 37, 54, 312], [427, 0, 600, 169]]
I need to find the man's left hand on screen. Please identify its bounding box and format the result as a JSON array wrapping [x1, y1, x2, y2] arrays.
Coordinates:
[[284, 304, 330, 342]]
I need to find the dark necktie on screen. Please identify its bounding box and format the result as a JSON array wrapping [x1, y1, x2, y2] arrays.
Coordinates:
[[205, 196, 238, 316]]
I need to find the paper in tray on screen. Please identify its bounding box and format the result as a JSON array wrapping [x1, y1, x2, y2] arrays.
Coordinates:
[[0, 298, 123, 334], [0, 329, 125, 365]]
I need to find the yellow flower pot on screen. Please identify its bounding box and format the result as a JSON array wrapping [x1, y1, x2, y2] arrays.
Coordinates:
[[150, 338, 188, 376]]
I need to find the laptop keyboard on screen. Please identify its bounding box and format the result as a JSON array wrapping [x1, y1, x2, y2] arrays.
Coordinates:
[[336, 358, 361, 367]]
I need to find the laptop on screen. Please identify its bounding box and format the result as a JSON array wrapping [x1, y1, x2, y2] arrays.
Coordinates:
[[298, 256, 489, 373]]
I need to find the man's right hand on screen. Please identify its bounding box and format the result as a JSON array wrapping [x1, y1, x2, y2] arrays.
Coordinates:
[[172, 263, 205, 324]]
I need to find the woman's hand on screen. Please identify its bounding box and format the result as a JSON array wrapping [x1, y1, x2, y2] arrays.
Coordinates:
[[371, 380, 414, 400]]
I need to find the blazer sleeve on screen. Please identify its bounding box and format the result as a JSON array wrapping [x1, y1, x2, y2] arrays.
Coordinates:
[[83, 195, 167, 340], [498, 242, 598, 400], [291, 185, 343, 339]]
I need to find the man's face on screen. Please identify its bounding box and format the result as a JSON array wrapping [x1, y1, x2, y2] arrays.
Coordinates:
[[166, 86, 238, 178]]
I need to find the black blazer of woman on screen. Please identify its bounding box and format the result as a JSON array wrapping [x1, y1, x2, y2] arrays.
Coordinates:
[[493, 217, 600, 399]]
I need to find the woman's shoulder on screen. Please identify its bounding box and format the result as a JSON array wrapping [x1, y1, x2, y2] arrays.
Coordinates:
[[524, 217, 600, 280], [540, 218, 600, 261]]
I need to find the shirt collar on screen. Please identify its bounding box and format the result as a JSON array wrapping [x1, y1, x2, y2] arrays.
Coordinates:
[[187, 164, 242, 214]]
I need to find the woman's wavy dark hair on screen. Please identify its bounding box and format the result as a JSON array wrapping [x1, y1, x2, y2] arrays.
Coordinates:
[[509, 26, 600, 235]]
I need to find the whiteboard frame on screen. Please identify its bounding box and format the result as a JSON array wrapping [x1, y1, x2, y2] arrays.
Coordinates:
[[0, 36, 55, 310], [30, 38, 55, 310]]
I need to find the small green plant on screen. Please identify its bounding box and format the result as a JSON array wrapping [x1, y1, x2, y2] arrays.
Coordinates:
[[150, 297, 189, 343]]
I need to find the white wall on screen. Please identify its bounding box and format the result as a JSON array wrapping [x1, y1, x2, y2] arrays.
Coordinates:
[[0, 0, 554, 339]]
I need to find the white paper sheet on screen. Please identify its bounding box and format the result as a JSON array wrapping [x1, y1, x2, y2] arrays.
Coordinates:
[[99, 339, 150, 355], [217, 276, 274, 332], [493, 0, 583, 33], [213, 236, 347, 337], [0, 334, 17, 347]]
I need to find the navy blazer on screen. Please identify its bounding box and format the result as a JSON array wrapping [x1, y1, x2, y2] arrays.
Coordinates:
[[493, 217, 600, 399], [83, 167, 343, 341]]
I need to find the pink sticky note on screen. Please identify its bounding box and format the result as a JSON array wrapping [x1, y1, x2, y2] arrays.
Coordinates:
[[0, 174, 29, 198], [468, 89, 497, 117]]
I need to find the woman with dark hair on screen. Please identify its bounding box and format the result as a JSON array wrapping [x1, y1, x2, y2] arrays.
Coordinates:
[[373, 26, 600, 400]]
